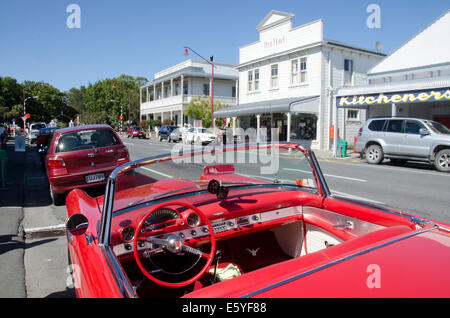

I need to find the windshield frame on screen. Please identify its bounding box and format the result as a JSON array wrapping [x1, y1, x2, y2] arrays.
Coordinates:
[[98, 142, 330, 246]]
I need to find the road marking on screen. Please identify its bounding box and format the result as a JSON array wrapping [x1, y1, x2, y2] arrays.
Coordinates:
[[330, 190, 384, 205], [123, 142, 135, 146], [283, 168, 367, 182], [141, 167, 173, 178]]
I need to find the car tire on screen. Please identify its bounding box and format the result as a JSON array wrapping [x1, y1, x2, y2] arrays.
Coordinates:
[[50, 189, 65, 206], [434, 149, 450, 172], [366, 144, 384, 165]]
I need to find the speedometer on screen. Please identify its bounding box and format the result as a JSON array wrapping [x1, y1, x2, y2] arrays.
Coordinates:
[[186, 213, 200, 227]]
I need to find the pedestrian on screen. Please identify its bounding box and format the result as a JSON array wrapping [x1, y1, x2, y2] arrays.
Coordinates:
[[0, 124, 6, 147]]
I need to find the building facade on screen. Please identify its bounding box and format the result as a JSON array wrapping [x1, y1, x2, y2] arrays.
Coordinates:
[[214, 11, 386, 149], [335, 9, 450, 147], [140, 59, 239, 126]]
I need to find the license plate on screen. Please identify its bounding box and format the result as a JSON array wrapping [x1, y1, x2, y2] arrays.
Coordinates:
[[85, 173, 105, 184]]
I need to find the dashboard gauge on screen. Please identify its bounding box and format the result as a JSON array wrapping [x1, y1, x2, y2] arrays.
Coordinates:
[[120, 226, 135, 242], [186, 213, 200, 227], [145, 209, 178, 225]]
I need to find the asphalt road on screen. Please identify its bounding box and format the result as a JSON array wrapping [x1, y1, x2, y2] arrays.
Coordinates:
[[13, 135, 449, 298], [123, 136, 450, 224]]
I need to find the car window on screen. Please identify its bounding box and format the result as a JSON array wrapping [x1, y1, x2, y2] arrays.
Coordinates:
[[188, 128, 194, 133], [405, 121, 424, 134], [386, 120, 404, 133], [424, 121, 450, 134], [31, 123, 46, 130], [56, 129, 120, 153], [368, 120, 386, 132]]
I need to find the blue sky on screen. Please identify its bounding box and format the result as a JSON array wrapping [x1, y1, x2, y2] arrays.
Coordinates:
[[0, 0, 449, 92]]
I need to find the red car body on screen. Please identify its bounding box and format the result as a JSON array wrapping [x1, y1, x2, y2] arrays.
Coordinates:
[[65, 143, 450, 298], [46, 124, 130, 203], [127, 126, 146, 139]]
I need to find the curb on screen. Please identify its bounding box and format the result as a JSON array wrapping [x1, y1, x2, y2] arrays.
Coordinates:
[[23, 224, 66, 240]]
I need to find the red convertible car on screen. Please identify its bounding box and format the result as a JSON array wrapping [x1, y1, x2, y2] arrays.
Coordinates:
[[65, 142, 450, 298]]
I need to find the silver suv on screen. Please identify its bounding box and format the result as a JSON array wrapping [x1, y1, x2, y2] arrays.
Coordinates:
[[355, 117, 450, 172]]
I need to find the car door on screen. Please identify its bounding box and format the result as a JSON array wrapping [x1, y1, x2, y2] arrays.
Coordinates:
[[400, 120, 431, 158], [383, 119, 404, 155]]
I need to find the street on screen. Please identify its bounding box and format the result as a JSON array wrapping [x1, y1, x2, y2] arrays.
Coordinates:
[[1, 135, 449, 298], [124, 137, 450, 224]]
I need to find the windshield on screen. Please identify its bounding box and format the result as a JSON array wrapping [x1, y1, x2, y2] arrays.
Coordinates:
[[424, 121, 450, 134], [31, 123, 46, 130], [112, 143, 318, 213], [55, 128, 121, 153]]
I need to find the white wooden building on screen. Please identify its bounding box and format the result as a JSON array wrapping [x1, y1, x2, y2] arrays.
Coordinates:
[[140, 59, 239, 126], [214, 10, 385, 150]]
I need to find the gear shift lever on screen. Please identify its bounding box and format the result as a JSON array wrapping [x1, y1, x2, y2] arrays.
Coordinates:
[[212, 250, 222, 283]]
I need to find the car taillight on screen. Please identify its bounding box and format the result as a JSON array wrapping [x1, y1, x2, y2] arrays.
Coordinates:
[[47, 156, 66, 168], [357, 127, 362, 137], [118, 148, 129, 161]]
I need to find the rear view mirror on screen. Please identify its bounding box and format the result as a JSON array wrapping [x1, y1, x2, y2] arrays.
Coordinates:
[[66, 213, 89, 236], [419, 128, 429, 135]]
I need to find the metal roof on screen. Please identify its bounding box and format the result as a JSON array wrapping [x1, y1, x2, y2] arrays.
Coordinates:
[[335, 75, 450, 97], [213, 96, 319, 118]]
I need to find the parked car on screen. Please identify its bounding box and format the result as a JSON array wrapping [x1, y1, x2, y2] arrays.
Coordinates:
[[65, 142, 450, 298], [355, 117, 450, 172], [158, 125, 181, 142], [185, 127, 217, 144], [46, 124, 130, 205], [29, 122, 47, 143], [127, 126, 146, 139], [37, 127, 59, 167]]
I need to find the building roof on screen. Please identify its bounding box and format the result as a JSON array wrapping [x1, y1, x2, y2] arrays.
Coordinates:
[[214, 96, 319, 118], [335, 75, 450, 97], [368, 10, 450, 76]]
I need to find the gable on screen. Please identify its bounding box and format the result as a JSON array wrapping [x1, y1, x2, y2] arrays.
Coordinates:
[[256, 10, 294, 32], [369, 10, 450, 75]]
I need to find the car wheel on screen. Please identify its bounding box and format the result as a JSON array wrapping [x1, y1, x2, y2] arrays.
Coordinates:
[[50, 189, 65, 206], [366, 144, 383, 165], [390, 159, 407, 166], [434, 149, 450, 172]]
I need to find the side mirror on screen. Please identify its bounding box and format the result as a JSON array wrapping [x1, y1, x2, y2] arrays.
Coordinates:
[[419, 128, 430, 135], [66, 213, 89, 236]]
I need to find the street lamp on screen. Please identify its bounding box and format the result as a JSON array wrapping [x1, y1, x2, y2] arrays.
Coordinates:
[[22, 81, 47, 129], [111, 99, 123, 135], [184, 46, 216, 129]]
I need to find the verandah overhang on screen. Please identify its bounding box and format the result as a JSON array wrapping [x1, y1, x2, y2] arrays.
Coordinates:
[[335, 75, 450, 108], [213, 96, 319, 118]]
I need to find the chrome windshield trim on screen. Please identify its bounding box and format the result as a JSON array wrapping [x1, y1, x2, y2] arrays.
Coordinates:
[[240, 224, 437, 298]]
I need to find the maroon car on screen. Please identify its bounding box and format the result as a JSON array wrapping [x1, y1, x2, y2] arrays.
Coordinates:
[[127, 126, 146, 139], [46, 124, 130, 205]]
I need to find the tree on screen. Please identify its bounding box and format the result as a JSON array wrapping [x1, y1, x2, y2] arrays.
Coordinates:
[[184, 96, 227, 128]]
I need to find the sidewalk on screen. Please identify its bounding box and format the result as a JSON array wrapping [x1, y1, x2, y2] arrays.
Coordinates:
[[0, 137, 72, 298], [0, 138, 26, 297]]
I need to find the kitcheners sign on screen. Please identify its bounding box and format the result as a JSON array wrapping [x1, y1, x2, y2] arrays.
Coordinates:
[[338, 88, 450, 107]]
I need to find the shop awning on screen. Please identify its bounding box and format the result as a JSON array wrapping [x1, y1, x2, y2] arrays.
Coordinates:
[[335, 76, 450, 107], [213, 96, 319, 118]]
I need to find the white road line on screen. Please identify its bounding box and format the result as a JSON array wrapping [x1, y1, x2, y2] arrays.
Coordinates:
[[123, 142, 135, 146], [330, 190, 384, 205], [283, 168, 367, 182], [141, 167, 173, 178]]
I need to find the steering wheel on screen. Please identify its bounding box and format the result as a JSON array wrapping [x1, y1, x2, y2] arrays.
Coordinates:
[[133, 201, 216, 288]]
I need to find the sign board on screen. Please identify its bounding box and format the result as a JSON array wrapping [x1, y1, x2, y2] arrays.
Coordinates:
[[14, 136, 26, 152], [337, 88, 450, 107]]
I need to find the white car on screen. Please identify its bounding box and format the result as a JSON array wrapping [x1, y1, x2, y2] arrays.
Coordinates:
[[29, 122, 47, 143], [185, 127, 217, 145]]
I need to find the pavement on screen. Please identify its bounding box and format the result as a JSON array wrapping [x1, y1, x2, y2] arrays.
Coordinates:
[[0, 137, 73, 298]]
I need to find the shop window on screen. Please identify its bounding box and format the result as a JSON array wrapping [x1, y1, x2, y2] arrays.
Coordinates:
[[291, 113, 317, 141], [344, 59, 354, 85], [346, 109, 360, 121], [271, 64, 278, 88]]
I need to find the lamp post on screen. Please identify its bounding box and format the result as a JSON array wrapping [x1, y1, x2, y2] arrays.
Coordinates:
[[22, 81, 46, 130], [184, 46, 216, 129]]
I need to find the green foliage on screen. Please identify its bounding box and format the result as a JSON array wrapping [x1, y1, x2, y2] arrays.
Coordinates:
[[184, 95, 227, 128]]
